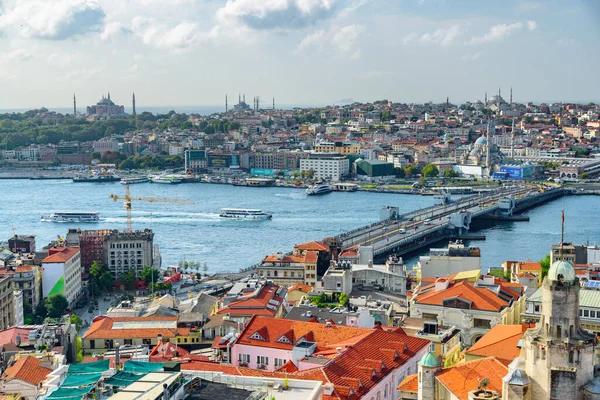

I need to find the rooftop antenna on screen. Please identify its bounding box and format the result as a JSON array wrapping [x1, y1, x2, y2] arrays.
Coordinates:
[[511, 118, 515, 161], [478, 377, 490, 394]]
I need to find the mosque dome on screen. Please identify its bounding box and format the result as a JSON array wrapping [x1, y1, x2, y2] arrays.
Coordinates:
[[548, 260, 576, 283], [475, 136, 487, 146], [584, 376, 600, 395], [418, 352, 440, 368]]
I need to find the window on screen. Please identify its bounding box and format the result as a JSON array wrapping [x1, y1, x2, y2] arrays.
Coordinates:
[[89, 340, 95, 349], [473, 319, 491, 329], [584, 310, 589, 317], [274, 358, 286, 367], [257, 356, 269, 366], [534, 305, 540, 313], [143, 339, 151, 345], [239, 354, 250, 364], [124, 339, 133, 345]]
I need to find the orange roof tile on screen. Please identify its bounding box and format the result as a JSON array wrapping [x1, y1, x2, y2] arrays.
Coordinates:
[[42, 246, 79, 263], [413, 281, 510, 312], [2, 356, 52, 385], [436, 358, 507, 400], [465, 324, 526, 363], [294, 241, 329, 252], [236, 316, 373, 351], [397, 374, 418, 392], [288, 283, 312, 293], [216, 285, 283, 317], [82, 316, 181, 340], [519, 261, 541, 272]]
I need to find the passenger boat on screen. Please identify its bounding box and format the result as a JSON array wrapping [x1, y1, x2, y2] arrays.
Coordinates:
[[41, 212, 100, 223], [332, 183, 359, 192], [219, 208, 272, 220], [306, 182, 333, 195], [73, 173, 120, 182], [120, 177, 149, 185], [149, 175, 183, 184]]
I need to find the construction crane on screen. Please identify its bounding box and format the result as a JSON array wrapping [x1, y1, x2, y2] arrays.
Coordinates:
[[109, 184, 194, 232]]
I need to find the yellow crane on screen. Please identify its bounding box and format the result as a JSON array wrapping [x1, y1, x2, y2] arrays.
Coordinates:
[[109, 184, 194, 232]]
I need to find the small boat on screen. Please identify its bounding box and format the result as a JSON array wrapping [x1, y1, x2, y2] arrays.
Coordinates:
[[219, 208, 272, 220], [332, 183, 359, 192], [306, 182, 333, 195], [149, 175, 183, 184], [41, 211, 100, 223], [120, 177, 149, 185], [73, 174, 121, 182]]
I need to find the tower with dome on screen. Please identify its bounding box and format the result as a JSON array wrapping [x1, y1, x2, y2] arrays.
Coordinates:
[[502, 254, 599, 399]]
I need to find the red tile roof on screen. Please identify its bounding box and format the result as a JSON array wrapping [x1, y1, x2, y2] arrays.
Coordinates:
[[149, 341, 191, 361], [217, 285, 284, 317], [436, 357, 507, 400], [82, 316, 180, 340], [519, 261, 541, 272], [288, 283, 313, 293], [397, 374, 418, 392], [2, 356, 52, 385], [465, 324, 526, 363], [263, 251, 318, 264], [42, 246, 79, 263], [235, 316, 373, 351], [413, 281, 514, 312], [0, 327, 35, 347], [294, 241, 329, 252]]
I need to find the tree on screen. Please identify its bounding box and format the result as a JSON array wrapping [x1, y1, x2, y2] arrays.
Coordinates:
[[393, 167, 405, 178], [203, 262, 209, 277], [35, 301, 47, 320], [91, 151, 101, 160], [443, 169, 459, 178], [422, 164, 439, 178], [119, 271, 137, 290], [70, 314, 83, 332], [46, 294, 69, 318], [89, 261, 114, 294], [540, 254, 551, 279], [76, 337, 83, 363], [141, 266, 160, 285]]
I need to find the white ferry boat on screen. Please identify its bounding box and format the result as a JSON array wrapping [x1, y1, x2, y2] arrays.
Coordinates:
[[306, 182, 333, 195], [120, 177, 149, 185], [219, 208, 272, 220], [149, 175, 183, 184], [41, 212, 100, 223]]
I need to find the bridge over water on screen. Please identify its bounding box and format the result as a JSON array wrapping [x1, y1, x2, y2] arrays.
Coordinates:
[[329, 186, 564, 260]]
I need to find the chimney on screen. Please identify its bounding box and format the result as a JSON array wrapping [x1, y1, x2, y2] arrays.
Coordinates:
[[434, 278, 449, 291], [115, 343, 120, 368]]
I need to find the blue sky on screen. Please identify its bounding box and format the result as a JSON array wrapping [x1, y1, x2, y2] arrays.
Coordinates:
[[0, 0, 598, 109]]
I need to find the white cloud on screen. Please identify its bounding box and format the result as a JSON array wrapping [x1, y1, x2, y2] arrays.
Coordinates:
[[0, 0, 105, 40], [131, 17, 202, 51], [295, 30, 327, 53], [210, 0, 337, 39], [526, 20, 537, 31], [100, 21, 131, 41], [0, 49, 34, 62], [557, 38, 578, 46], [471, 22, 523, 44], [331, 24, 365, 59], [403, 24, 464, 47]]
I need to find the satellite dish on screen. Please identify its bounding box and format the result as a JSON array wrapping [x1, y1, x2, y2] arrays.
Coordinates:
[[478, 377, 490, 392]]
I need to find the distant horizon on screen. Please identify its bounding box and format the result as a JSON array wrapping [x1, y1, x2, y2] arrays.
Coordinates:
[[1, 97, 599, 116]]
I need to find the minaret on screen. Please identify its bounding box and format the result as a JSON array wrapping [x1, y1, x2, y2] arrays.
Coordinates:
[[132, 92, 136, 118], [485, 92, 488, 105], [273, 97, 275, 110], [510, 87, 513, 106], [446, 96, 449, 109], [498, 87, 501, 108], [486, 121, 491, 171], [108, 92, 111, 102], [73, 94, 76, 117], [238, 93, 241, 103], [243, 94, 245, 103], [511, 119, 515, 161], [225, 94, 228, 112]]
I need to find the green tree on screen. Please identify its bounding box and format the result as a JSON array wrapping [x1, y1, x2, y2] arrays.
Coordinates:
[[393, 167, 405, 178], [35, 301, 47, 320], [76, 337, 83, 363], [141, 266, 160, 286], [443, 169, 459, 178], [91, 151, 101, 160], [46, 294, 69, 318], [338, 293, 349, 306], [119, 270, 137, 290], [70, 314, 83, 332], [422, 164, 439, 178], [540, 254, 551, 279]]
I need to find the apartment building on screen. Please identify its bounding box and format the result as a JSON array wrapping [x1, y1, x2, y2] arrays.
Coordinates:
[[41, 247, 82, 306], [299, 153, 349, 181], [0, 276, 14, 331]]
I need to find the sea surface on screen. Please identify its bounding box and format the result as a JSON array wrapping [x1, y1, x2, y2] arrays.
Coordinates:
[[1, 180, 599, 274]]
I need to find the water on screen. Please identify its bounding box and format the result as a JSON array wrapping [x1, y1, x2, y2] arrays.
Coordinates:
[[1, 180, 598, 274]]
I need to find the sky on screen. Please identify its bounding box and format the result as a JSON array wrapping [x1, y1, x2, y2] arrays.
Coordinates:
[[0, 0, 599, 110]]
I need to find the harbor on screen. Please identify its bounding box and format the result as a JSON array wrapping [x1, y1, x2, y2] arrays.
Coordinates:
[[1, 179, 599, 273]]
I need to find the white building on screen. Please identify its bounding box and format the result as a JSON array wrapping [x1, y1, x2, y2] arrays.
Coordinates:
[[41, 247, 82, 306], [414, 242, 481, 279], [13, 290, 24, 326], [92, 138, 119, 154], [168, 144, 185, 156], [300, 153, 349, 181]]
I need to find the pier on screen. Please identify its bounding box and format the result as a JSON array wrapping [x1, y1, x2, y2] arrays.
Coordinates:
[[331, 186, 565, 260]]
